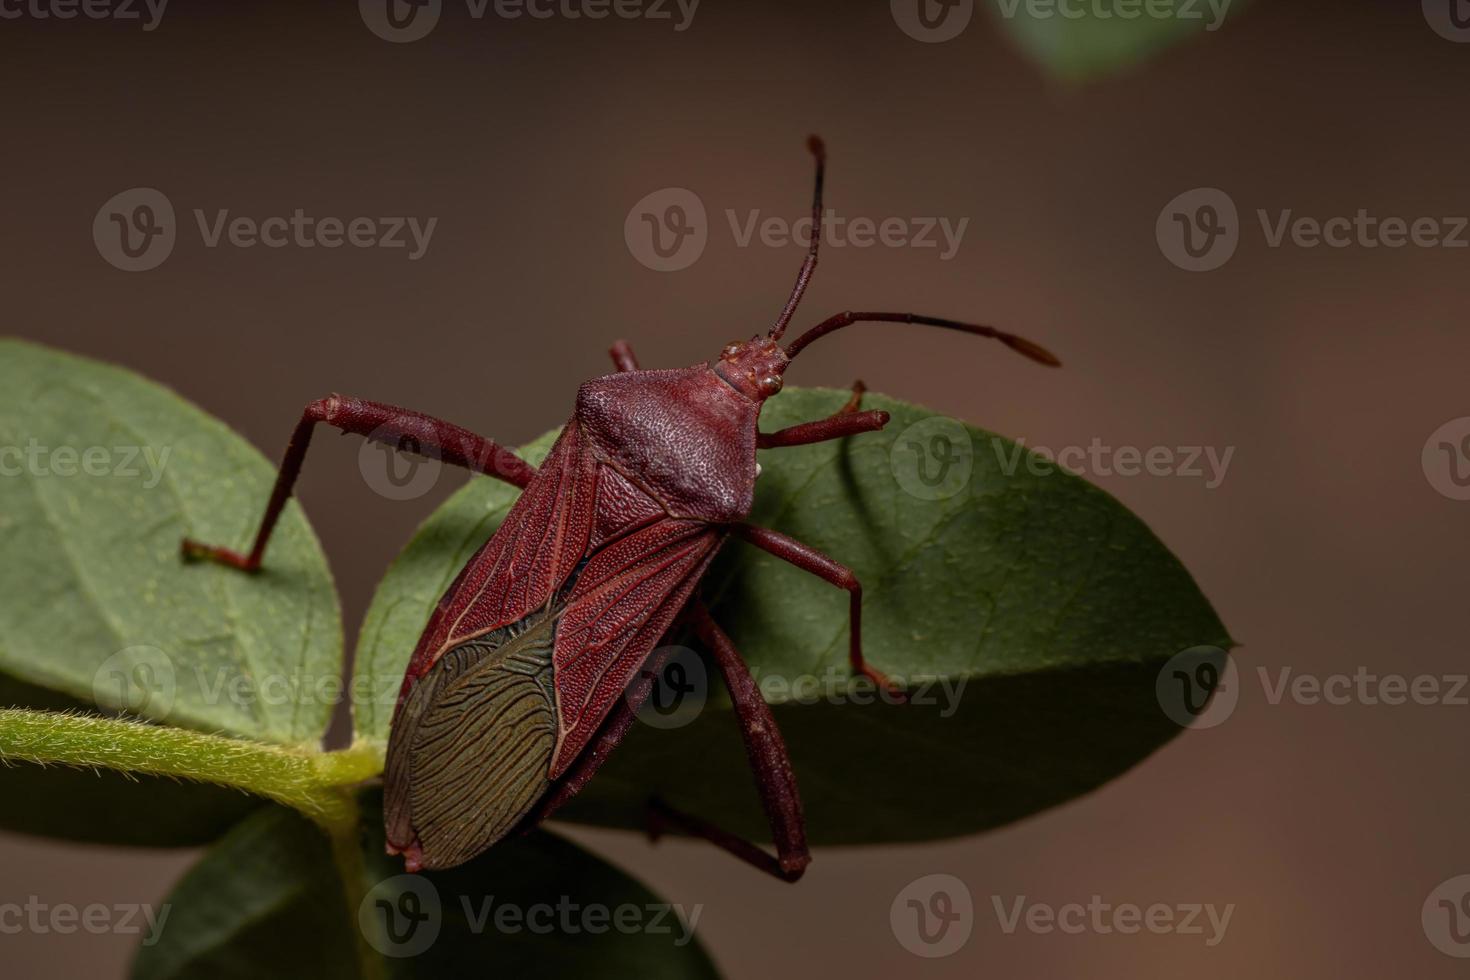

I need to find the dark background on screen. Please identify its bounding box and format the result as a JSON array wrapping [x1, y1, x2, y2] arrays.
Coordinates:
[[4, 0, 1470, 976]]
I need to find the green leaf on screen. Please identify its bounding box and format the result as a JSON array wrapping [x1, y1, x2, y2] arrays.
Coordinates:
[[132, 795, 719, 980], [0, 339, 341, 746], [988, 0, 1239, 81], [355, 387, 1230, 846]]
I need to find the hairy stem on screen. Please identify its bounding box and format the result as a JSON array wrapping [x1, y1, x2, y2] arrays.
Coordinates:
[[0, 708, 383, 825]]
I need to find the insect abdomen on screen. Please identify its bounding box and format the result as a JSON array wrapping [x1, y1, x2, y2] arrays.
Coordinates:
[[384, 607, 559, 870]]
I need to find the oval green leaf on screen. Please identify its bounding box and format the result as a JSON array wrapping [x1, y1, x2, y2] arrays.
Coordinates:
[[355, 387, 1231, 845], [0, 339, 342, 746]]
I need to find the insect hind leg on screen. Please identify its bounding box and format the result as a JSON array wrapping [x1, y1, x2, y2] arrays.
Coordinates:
[[181, 394, 536, 572], [645, 601, 810, 882]]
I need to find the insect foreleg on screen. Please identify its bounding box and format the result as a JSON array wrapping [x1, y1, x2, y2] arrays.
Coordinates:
[[758, 381, 888, 448], [181, 394, 536, 572]]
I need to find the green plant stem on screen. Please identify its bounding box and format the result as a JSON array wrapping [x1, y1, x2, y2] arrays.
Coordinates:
[[0, 708, 382, 825], [0, 710, 390, 977]]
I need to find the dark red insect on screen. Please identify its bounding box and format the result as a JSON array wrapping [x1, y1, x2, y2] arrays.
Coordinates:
[[181, 137, 1058, 882]]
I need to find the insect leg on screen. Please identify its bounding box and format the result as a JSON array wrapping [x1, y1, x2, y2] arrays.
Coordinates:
[[609, 340, 641, 372], [181, 395, 536, 572], [521, 645, 673, 825], [732, 524, 904, 697], [757, 383, 888, 448], [644, 601, 810, 882]]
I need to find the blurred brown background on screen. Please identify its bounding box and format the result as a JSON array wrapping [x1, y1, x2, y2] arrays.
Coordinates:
[[3, 0, 1470, 976]]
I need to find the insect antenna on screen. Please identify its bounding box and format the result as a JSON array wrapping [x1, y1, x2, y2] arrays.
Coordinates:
[[783, 311, 1062, 367], [768, 135, 827, 342]]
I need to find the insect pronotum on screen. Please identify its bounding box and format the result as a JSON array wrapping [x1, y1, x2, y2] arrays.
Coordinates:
[[181, 137, 1059, 881]]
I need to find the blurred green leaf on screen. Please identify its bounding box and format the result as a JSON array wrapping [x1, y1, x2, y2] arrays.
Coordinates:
[[988, 0, 1239, 81], [132, 795, 720, 980]]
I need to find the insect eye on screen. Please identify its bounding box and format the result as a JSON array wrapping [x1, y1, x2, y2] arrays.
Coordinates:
[[722, 342, 742, 359], [758, 375, 783, 396]]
